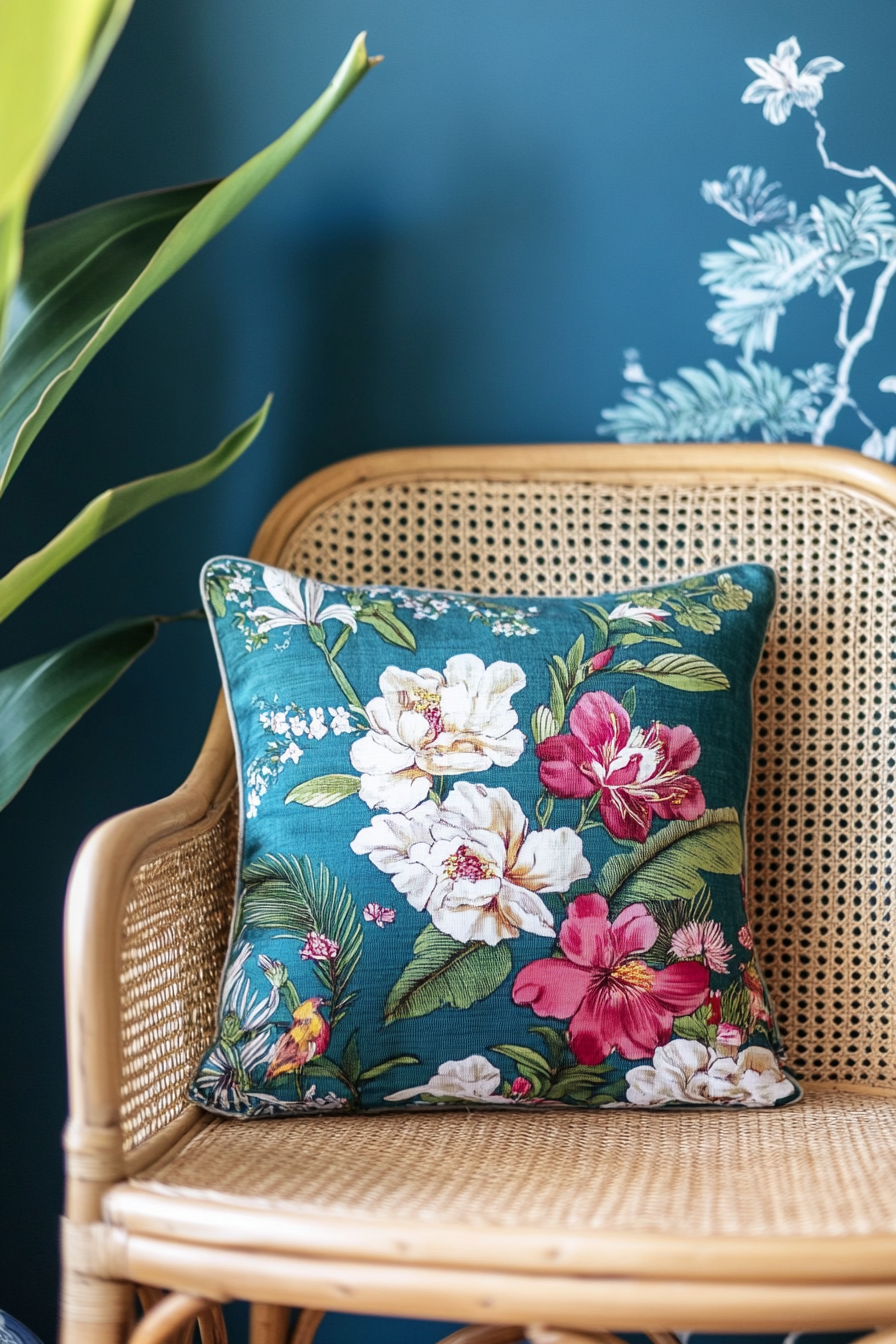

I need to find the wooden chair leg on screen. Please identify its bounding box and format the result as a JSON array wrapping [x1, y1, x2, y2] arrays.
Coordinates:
[[434, 1330, 524, 1344], [289, 1310, 326, 1344], [198, 1305, 229, 1344], [527, 1328, 628, 1344], [251, 1305, 293, 1344], [60, 1266, 134, 1344], [129, 1294, 212, 1344]]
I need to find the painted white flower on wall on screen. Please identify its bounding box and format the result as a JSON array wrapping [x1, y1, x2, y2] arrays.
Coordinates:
[[742, 37, 843, 125], [251, 568, 357, 631], [349, 654, 527, 811], [625, 1039, 796, 1108], [351, 780, 589, 945], [384, 1054, 508, 1103]]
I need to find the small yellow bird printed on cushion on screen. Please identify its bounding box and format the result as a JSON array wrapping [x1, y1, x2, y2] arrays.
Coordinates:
[[266, 997, 331, 1078]]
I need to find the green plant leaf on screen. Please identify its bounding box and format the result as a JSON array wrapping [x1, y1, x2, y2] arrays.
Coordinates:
[[529, 1024, 566, 1070], [357, 1055, 420, 1083], [487, 1044, 552, 1085], [0, 614, 157, 809], [565, 633, 585, 679], [0, 399, 270, 623], [284, 773, 361, 808], [356, 604, 416, 650], [384, 925, 512, 1022], [599, 807, 743, 905], [620, 686, 637, 717], [206, 574, 229, 620], [611, 653, 730, 692], [240, 854, 363, 1024], [0, 31, 377, 495], [673, 1005, 711, 1042], [0, 0, 134, 342], [547, 663, 566, 728], [580, 605, 609, 648], [301, 1057, 346, 1084], [341, 1033, 361, 1085]]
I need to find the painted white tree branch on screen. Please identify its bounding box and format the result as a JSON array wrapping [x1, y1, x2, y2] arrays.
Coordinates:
[[813, 257, 896, 444], [813, 116, 896, 199]]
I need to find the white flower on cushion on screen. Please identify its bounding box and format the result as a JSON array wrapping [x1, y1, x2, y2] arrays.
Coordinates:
[[742, 36, 843, 126], [299, 1084, 349, 1111], [384, 1054, 508, 1103], [329, 706, 352, 735], [349, 654, 526, 812], [307, 708, 328, 740], [608, 601, 670, 625], [350, 781, 589, 945], [268, 710, 290, 735], [281, 741, 303, 765], [625, 1039, 796, 1108], [251, 568, 357, 631], [290, 715, 308, 737]]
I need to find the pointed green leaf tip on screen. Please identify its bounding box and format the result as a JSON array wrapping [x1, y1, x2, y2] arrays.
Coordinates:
[[0, 397, 271, 624], [0, 615, 158, 810]]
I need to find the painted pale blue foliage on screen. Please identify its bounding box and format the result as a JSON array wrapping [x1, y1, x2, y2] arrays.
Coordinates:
[[600, 36, 896, 461]]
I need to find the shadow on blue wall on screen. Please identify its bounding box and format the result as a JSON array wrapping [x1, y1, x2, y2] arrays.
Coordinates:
[[0, 3, 891, 1341]]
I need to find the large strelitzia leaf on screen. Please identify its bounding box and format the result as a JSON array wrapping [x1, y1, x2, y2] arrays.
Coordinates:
[[0, 614, 158, 810], [0, 0, 133, 337], [0, 397, 270, 623], [0, 31, 377, 496], [598, 807, 743, 906]]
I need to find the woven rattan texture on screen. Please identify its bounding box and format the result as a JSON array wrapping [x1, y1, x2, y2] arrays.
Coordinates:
[[283, 478, 896, 1089], [120, 799, 238, 1150], [137, 1090, 896, 1237]]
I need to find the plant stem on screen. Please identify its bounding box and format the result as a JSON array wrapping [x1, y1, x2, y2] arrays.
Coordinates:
[[321, 644, 367, 716], [813, 117, 896, 200], [575, 792, 602, 833], [534, 792, 555, 830], [813, 257, 896, 444]]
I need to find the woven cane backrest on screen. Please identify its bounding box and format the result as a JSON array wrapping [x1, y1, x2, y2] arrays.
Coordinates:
[[118, 468, 896, 1151], [284, 477, 896, 1092]]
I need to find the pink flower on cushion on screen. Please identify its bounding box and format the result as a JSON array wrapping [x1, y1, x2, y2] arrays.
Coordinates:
[[535, 691, 705, 842], [301, 932, 339, 961], [738, 924, 754, 950], [362, 902, 396, 928], [670, 920, 732, 973], [512, 893, 709, 1065]]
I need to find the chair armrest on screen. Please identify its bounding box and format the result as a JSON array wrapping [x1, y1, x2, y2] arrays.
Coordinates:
[[64, 697, 238, 1217]]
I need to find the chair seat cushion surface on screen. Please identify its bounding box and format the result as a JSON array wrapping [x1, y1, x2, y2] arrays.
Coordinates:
[[190, 559, 798, 1117], [114, 1089, 895, 1277]]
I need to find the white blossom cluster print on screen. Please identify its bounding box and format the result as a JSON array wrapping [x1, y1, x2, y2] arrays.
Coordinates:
[[600, 36, 896, 460]]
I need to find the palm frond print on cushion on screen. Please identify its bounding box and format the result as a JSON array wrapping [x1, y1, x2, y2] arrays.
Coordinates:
[[191, 558, 799, 1116]]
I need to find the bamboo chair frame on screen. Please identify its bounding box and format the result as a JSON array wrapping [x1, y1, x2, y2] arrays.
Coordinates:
[[62, 443, 896, 1344]]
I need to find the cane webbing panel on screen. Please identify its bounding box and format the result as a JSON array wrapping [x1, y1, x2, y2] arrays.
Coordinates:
[[133, 1089, 896, 1239], [283, 478, 896, 1090], [120, 800, 238, 1149]]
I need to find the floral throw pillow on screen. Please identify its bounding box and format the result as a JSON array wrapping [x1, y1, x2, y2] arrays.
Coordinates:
[[190, 558, 799, 1117]]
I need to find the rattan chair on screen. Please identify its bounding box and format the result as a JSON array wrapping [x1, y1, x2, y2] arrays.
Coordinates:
[[62, 443, 896, 1344]]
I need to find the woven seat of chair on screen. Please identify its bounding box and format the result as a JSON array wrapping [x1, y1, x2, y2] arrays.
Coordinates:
[[106, 1085, 896, 1283]]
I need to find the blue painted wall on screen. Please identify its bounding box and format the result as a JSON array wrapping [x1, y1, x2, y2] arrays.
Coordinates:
[[0, 3, 891, 1340]]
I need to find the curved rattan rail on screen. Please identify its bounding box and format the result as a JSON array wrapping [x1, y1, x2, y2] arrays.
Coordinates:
[[62, 443, 896, 1343]]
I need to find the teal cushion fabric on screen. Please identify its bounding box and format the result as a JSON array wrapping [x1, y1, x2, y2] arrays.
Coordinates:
[[189, 559, 799, 1116]]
